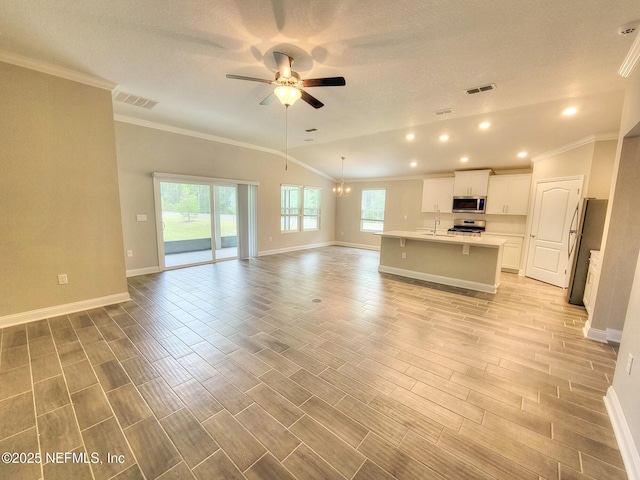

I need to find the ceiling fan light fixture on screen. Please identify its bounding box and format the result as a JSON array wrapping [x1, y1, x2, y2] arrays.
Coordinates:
[[274, 85, 302, 106]]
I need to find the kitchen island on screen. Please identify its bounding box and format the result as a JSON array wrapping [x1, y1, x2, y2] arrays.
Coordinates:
[[378, 231, 506, 293]]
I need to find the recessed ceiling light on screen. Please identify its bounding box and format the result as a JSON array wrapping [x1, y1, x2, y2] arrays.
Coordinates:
[[460, 157, 469, 163], [406, 133, 415, 140], [563, 107, 577, 116], [410, 161, 417, 167], [479, 121, 491, 129], [439, 134, 450, 141], [517, 151, 528, 158]]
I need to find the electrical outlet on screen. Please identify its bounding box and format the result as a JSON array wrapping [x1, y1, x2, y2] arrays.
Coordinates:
[[57, 274, 68, 285], [401, 252, 407, 259], [127, 250, 133, 257], [626, 354, 634, 375], [269, 236, 273, 242], [462, 244, 470, 255]]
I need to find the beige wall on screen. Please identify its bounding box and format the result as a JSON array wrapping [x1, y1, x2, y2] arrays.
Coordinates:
[[612, 252, 640, 454], [531, 139, 616, 199], [598, 65, 640, 467], [591, 136, 640, 334], [587, 140, 617, 198], [335, 179, 423, 248], [532, 142, 594, 190], [0, 62, 128, 317], [115, 121, 336, 272]]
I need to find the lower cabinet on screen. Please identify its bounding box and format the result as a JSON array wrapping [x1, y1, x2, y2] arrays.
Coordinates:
[[483, 234, 524, 272]]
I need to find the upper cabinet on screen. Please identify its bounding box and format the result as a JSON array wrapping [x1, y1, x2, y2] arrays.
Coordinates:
[[421, 178, 454, 213], [486, 174, 531, 215], [453, 170, 491, 196]]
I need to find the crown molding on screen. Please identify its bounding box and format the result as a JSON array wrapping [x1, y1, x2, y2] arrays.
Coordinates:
[[619, 32, 640, 78], [347, 175, 427, 183], [0, 50, 117, 91], [532, 133, 618, 163], [113, 114, 335, 181]]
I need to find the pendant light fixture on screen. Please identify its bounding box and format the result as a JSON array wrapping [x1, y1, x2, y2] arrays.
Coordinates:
[[333, 156, 351, 197]]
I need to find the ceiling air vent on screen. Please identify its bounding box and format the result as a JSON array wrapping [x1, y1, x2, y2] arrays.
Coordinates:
[[112, 90, 158, 109], [619, 23, 639, 36], [464, 84, 496, 95], [433, 108, 454, 116]]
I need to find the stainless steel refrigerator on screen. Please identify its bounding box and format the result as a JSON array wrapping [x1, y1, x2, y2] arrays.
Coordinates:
[[566, 198, 608, 305]]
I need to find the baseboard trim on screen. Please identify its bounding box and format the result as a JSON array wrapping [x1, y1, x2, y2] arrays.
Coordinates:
[[604, 387, 640, 480], [334, 241, 381, 251], [126, 266, 161, 277], [257, 241, 335, 257], [583, 325, 624, 343], [378, 265, 499, 294], [0, 293, 131, 328]]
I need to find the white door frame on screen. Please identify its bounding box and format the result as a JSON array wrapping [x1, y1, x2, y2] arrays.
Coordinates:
[[524, 175, 584, 286]]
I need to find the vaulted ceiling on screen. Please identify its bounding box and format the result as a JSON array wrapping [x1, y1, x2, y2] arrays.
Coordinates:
[[2, 1, 639, 179]]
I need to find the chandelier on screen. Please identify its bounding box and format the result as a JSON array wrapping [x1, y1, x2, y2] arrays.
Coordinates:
[[333, 156, 351, 197]]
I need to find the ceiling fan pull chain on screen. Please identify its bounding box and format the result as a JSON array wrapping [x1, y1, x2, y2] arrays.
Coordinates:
[[285, 105, 288, 171]]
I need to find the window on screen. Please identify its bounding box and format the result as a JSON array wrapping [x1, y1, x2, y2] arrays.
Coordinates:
[[361, 188, 386, 232], [281, 185, 322, 232], [281, 185, 300, 232], [303, 187, 321, 230]]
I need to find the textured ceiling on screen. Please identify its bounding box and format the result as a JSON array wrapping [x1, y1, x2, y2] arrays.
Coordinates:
[[1, 1, 639, 179]]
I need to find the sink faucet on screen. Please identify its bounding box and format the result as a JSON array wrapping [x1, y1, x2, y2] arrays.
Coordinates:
[[433, 209, 440, 237]]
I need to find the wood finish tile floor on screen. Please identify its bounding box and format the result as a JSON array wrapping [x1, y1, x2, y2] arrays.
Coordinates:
[[0, 246, 627, 480]]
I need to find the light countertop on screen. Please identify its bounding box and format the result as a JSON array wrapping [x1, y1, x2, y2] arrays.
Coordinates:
[[379, 230, 507, 248]]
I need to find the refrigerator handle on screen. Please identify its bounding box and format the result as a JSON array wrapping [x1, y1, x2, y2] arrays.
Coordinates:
[[568, 204, 579, 259]]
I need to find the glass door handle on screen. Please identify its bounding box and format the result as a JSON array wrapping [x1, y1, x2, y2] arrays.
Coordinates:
[[161, 221, 165, 231]]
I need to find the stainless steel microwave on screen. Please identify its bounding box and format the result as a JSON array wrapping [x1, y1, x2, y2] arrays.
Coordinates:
[[452, 196, 486, 214]]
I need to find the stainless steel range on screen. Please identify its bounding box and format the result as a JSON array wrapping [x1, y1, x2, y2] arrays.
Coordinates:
[[448, 219, 485, 237]]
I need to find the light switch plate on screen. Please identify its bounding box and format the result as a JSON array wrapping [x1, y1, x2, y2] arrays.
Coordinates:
[[136, 214, 147, 222]]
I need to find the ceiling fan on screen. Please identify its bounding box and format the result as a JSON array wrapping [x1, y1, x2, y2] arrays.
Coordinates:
[[226, 51, 346, 108]]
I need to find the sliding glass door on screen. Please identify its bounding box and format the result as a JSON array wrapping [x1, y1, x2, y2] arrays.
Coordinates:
[[160, 181, 214, 268], [213, 185, 238, 260], [153, 173, 255, 270]]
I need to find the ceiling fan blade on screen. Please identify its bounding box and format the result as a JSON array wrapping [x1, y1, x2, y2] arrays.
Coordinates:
[[301, 90, 324, 109], [274, 51, 292, 78], [226, 74, 273, 84], [260, 93, 276, 105], [302, 77, 346, 88]]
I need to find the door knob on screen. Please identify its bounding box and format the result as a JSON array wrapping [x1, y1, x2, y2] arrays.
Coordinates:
[[530, 234, 536, 238]]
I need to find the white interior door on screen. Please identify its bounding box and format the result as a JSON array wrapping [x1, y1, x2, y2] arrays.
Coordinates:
[[526, 178, 582, 287]]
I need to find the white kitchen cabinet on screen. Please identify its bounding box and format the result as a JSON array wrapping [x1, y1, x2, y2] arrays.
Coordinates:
[[482, 233, 524, 272], [583, 250, 601, 314], [453, 170, 491, 197], [421, 178, 454, 213], [486, 174, 531, 215]]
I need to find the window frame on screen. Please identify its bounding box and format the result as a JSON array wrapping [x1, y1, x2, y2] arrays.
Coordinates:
[[280, 184, 322, 233], [302, 186, 321, 231], [280, 184, 301, 233], [360, 188, 387, 233]]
